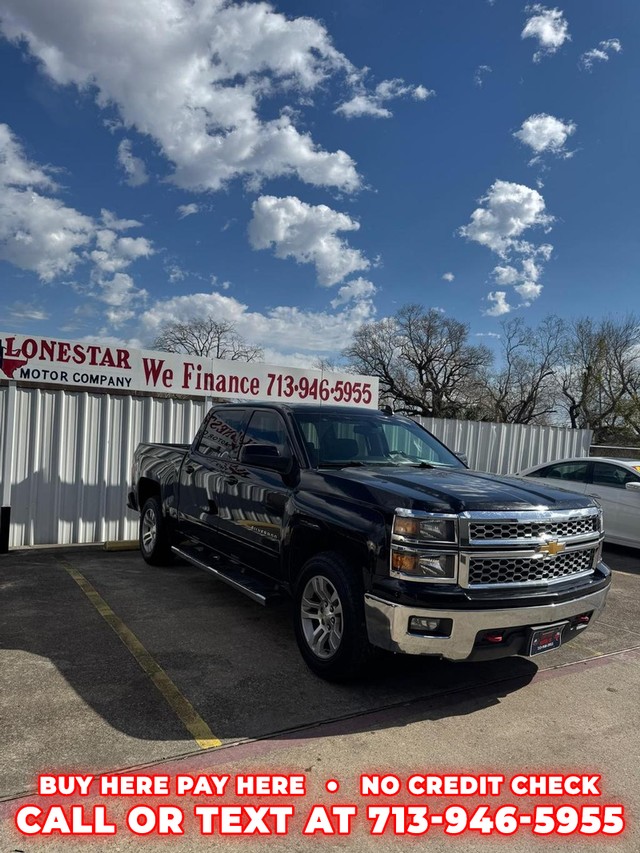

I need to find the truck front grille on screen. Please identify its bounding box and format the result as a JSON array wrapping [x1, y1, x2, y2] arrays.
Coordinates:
[[468, 515, 598, 542], [467, 547, 596, 587]]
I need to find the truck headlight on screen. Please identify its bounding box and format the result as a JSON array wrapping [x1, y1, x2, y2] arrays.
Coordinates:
[[391, 512, 459, 582], [393, 513, 457, 544], [391, 549, 457, 582]]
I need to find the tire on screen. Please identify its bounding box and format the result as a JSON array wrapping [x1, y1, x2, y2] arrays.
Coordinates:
[[139, 496, 173, 565], [293, 552, 373, 682]]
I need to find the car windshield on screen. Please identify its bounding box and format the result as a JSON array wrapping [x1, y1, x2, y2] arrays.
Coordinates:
[[293, 411, 465, 469]]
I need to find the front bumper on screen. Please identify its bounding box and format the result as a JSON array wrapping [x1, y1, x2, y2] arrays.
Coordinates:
[[364, 583, 610, 661]]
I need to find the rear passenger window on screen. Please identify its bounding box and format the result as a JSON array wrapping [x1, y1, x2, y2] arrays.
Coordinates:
[[196, 409, 247, 459]]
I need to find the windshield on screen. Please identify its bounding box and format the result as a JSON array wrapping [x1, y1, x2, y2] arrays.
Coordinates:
[[293, 411, 465, 469]]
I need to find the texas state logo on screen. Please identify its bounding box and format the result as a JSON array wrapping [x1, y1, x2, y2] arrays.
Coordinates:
[[0, 339, 29, 379]]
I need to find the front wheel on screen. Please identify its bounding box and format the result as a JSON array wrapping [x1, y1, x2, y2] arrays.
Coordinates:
[[139, 496, 173, 565], [293, 552, 373, 681]]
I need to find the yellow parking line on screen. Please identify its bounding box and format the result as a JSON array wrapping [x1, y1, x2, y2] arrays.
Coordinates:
[[55, 557, 221, 750]]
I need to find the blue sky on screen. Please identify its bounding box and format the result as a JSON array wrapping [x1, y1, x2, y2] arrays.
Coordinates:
[[0, 0, 637, 365]]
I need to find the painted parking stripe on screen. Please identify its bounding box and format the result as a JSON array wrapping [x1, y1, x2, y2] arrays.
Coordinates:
[[55, 557, 221, 750]]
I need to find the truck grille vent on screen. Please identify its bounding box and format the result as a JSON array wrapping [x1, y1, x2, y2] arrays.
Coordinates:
[[468, 548, 595, 586], [469, 516, 597, 542]]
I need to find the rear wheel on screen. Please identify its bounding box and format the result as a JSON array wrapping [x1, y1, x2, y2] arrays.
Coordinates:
[[293, 552, 373, 681], [140, 496, 173, 565]]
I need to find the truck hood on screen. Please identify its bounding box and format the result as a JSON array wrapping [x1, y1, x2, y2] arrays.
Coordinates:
[[325, 466, 595, 513]]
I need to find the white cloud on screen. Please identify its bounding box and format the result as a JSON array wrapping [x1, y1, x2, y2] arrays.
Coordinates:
[[442, 272, 455, 282], [514, 281, 543, 303], [461, 182, 554, 313], [100, 272, 147, 327], [0, 124, 152, 325], [177, 203, 199, 219], [0, 0, 363, 193], [521, 5, 570, 62], [166, 263, 187, 283], [514, 113, 576, 160], [459, 180, 553, 256], [248, 195, 370, 286], [485, 291, 512, 316], [473, 65, 492, 87], [0, 123, 95, 280], [579, 39, 622, 71], [330, 278, 376, 307], [336, 77, 434, 119], [117, 139, 148, 186], [8, 302, 49, 321], [140, 289, 375, 355], [89, 229, 154, 275]]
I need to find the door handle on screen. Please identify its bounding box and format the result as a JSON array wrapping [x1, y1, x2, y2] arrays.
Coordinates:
[[225, 476, 238, 486], [184, 465, 196, 475]]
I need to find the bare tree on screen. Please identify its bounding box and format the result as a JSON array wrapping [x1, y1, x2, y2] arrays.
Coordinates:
[[152, 317, 263, 361], [344, 305, 493, 417], [484, 315, 565, 424], [558, 315, 640, 441]]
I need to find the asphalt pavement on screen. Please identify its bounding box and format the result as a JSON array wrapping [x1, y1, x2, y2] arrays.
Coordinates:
[[1, 542, 638, 852]]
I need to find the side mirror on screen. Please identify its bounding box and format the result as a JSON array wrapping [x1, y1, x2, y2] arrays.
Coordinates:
[[625, 481, 640, 492], [239, 443, 293, 474], [455, 450, 469, 467]]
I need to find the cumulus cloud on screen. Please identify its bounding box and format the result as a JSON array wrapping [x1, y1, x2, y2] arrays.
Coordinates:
[[460, 181, 554, 312], [248, 195, 370, 286], [0, 124, 151, 325], [177, 203, 199, 219], [579, 39, 622, 71], [330, 278, 376, 308], [117, 139, 148, 186], [0, 0, 366, 193], [521, 5, 570, 62], [485, 291, 511, 317], [473, 65, 492, 87], [459, 180, 553, 256], [0, 123, 95, 280], [140, 289, 375, 355], [336, 78, 434, 119], [514, 113, 576, 163], [442, 272, 455, 282]]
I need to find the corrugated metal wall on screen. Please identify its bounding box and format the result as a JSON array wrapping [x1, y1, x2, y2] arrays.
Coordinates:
[[416, 416, 592, 476], [1, 387, 207, 548], [0, 386, 592, 547]]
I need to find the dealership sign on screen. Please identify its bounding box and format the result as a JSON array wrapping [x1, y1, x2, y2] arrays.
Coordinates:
[[0, 332, 379, 408]]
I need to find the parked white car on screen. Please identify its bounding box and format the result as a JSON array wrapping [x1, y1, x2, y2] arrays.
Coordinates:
[[518, 457, 640, 549]]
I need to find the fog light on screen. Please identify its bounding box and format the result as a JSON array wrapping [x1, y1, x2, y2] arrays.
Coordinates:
[[409, 616, 441, 633]]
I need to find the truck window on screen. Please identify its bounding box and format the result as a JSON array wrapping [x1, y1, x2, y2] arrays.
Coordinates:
[[293, 412, 463, 468], [242, 410, 290, 453], [195, 409, 247, 459]]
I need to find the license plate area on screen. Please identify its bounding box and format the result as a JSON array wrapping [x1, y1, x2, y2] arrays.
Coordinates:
[[528, 621, 568, 656]]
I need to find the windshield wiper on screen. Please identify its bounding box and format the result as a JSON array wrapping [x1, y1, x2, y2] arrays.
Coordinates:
[[318, 460, 366, 468]]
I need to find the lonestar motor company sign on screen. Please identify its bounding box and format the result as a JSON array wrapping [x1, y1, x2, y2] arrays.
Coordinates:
[[0, 332, 378, 408]]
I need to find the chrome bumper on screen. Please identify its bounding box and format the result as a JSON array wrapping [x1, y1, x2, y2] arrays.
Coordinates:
[[364, 585, 610, 661]]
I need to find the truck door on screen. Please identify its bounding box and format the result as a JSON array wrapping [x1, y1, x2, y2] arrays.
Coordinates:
[[177, 408, 248, 551], [215, 408, 295, 580]]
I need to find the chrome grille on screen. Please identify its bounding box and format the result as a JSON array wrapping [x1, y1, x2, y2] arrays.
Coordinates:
[[468, 548, 596, 587], [469, 515, 598, 542]]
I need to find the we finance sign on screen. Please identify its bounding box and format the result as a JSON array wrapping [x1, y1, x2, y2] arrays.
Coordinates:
[[0, 332, 378, 408]]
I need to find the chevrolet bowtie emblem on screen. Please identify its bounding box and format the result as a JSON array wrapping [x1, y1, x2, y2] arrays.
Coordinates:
[[539, 540, 566, 556]]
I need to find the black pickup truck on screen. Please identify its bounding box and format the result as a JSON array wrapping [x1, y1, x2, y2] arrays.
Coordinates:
[[128, 403, 610, 680]]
